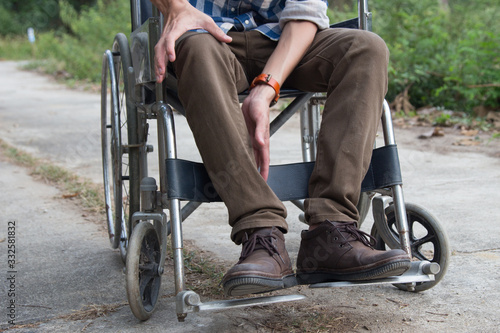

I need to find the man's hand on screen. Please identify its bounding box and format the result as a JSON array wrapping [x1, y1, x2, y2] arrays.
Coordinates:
[[241, 85, 276, 181], [151, 0, 232, 82], [241, 21, 318, 180]]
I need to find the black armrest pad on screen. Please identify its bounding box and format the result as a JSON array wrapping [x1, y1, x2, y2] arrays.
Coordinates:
[[330, 18, 359, 29]]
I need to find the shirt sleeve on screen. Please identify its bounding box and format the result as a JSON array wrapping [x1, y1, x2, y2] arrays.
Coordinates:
[[279, 0, 330, 30]]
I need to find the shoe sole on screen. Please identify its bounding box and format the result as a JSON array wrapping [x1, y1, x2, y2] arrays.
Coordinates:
[[296, 260, 411, 285], [223, 275, 297, 297]]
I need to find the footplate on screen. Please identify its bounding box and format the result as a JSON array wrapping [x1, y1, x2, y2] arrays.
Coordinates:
[[176, 291, 305, 319], [308, 261, 439, 289]]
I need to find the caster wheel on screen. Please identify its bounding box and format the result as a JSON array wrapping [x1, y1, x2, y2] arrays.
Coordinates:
[[371, 202, 450, 291], [126, 222, 162, 320]]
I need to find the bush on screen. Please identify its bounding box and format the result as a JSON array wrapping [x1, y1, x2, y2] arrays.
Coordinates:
[[371, 0, 500, 112], [0, 0, 100, 36], [25, 0, 130, 82], [1, 0, 499, 113]]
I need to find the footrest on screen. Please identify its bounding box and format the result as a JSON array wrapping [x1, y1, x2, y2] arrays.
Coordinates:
[[177, 290, 305, 314], [309, 261, 438, 289]]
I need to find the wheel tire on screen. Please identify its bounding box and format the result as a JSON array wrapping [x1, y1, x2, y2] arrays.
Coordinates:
[[371, 202, 450, 292], [126, 222, 162, 321], [101, 33, 141, 263]]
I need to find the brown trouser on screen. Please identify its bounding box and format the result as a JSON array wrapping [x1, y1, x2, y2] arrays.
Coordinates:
[[172, 28, 389, 244]]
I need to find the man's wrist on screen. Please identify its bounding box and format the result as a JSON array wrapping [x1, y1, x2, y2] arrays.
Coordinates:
[[249, 74, 280, 106]]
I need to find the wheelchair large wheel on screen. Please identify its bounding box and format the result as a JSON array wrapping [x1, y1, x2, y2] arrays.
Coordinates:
[[126, 222, 162, 321], [101, 33, 141, 262], [371, 202, 450, 292]]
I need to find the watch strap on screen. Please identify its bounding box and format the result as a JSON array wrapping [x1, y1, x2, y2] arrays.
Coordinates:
[[249, 74, 280, 106]]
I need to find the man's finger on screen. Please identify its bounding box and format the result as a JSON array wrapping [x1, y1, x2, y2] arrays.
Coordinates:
[[259, 150, 270, 181], [204, 23, 232, 44], [166, 38, 177, 63], [154, 44, 167, 83]]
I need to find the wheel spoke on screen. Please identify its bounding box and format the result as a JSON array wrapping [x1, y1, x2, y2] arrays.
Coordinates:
[[139, 273, 155, 297], [139, 263, 156, 271], [412, 233, 436, 249], [412, 249, 430, 261]]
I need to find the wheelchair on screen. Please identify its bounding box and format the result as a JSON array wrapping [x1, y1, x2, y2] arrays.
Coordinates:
[[100, 0, 450, 322]]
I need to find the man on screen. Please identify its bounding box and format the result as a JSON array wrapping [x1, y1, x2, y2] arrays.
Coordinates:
[[150, 0, 411, 296]]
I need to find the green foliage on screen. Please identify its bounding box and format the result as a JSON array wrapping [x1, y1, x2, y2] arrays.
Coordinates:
[[42, 0, 130, 82], [0, 35, 35, 60], [1, 0, 499, 113], [0, 0, 61, 35], [0, 0, 98, 35], [2, 0, 131, 82], [371, 0, 500, 112], [327, 3, 357, 23]]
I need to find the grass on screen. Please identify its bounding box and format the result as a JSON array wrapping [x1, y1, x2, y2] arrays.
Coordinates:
[[169, 241, 227, 299], [0, 139, 105, 213], [58, 302, 128, 321], [0, 35, 34, 60]]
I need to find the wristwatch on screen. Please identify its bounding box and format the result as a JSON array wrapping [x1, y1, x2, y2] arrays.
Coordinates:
[[249, 74, 280, 106]]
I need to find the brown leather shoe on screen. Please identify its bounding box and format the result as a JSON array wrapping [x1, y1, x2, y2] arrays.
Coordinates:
[[296, 221, 411, 284], [222, 227, 296, 296]]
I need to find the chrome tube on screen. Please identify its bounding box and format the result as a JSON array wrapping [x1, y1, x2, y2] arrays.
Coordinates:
[[156, 102, 185, 295], [392, 185, 411, 256], [130, 0, 141, 32], [381, 100, 396, 145], [300, 96, 321, 162], [380, 100, 412, 256], [358, 0, 372, 31]]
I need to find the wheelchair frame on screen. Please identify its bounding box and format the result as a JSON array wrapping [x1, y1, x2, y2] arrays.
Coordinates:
[[100, 0, 450, 322]]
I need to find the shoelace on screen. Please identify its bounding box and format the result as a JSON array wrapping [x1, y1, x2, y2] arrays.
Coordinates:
[[332, 221, 377, 248], [237, 231, 282, 264]]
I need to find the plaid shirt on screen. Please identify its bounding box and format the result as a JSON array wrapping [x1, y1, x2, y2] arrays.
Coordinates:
[[189, 0, 330, 40]]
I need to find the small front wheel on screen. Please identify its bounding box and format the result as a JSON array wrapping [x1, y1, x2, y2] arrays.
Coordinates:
[[126, 222, 163, 321], [371, 202, 450, 292]]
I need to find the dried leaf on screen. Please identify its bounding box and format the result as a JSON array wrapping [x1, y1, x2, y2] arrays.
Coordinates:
[[418, 127, 444, 139], [486, 111, 500, 129], [453, 138, 481, 146], [460, 129, 479, 136]]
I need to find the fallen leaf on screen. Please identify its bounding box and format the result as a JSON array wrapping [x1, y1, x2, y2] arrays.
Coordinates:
[[453, 138, 481, 146], [486, 111, 500, 129], [461, 129, 479, 136], [418, 127, 444, 139]]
